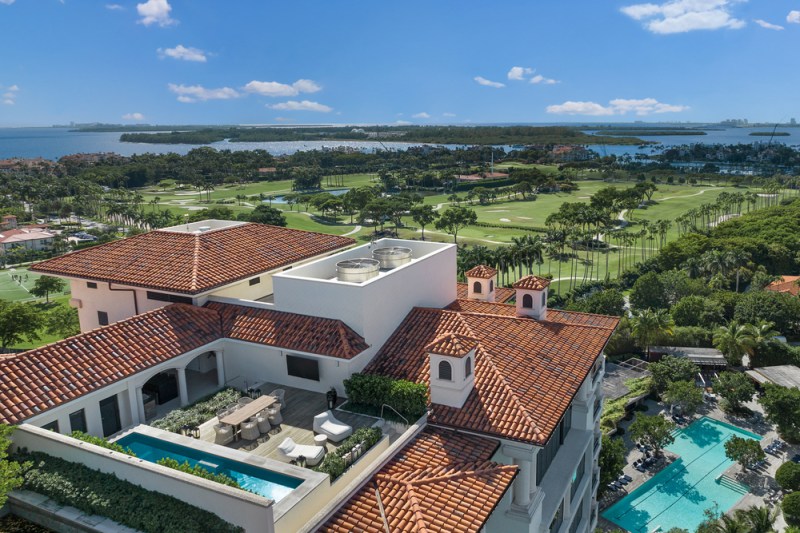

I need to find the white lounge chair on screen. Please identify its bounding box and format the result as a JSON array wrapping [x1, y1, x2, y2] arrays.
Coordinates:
[[313, 410, 353, 442], [277, 437, 325, 466], [213, 423, 233, 445]]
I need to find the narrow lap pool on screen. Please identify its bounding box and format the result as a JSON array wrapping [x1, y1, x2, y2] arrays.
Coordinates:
[[602, 417, 760, 533], [116, 433, 302, 502]]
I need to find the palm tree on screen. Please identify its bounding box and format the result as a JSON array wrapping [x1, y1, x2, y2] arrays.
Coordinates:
[[727, 250, 751, 293], [631, 309, 674, 358], [709, 514, 749, 533], [735, 505, 777, 533], [713, 321, 755, 366], [745, 320, 780, 356]]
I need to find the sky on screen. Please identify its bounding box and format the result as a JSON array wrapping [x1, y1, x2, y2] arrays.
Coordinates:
[[0, 0, 799, 126]]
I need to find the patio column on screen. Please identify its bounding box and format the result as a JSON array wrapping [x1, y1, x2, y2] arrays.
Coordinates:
[[177, 368, 189, 406], [127, 385, 141, 425], [513, 459, 532, 507], [215, 351, 226, 388], [135, 386, 145, 422]]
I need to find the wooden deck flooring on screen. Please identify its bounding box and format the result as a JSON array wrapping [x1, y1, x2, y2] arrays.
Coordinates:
[[199, 382, 377, 463]]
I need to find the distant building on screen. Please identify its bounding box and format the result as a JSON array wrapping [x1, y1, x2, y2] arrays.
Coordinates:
[[766, 276, 800, 296], [0, 227, 55, 256], [456, 171, 509, 182]]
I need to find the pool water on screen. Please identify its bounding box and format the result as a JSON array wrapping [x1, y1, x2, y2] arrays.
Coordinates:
[[116, 433, 302, 502], [602, 417, 761, 533]]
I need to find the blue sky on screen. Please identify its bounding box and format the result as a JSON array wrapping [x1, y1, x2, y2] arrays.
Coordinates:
[[0, 0, 798, 126]]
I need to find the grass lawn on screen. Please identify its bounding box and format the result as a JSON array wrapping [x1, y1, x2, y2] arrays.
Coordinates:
[[0, 266, 71, 303]]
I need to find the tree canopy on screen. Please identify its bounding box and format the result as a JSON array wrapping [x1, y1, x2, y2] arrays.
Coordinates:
[[629, 414, 675, 455], [713, 371, 755, 412], [434, 206, 477, 244]]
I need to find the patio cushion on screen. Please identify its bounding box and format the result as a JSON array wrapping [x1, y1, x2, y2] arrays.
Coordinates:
[[313, 410, 353, 442]]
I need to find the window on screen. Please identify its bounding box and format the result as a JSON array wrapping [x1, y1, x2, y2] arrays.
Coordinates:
[[569, 503, 583, 533], [537, 406, 573, 485], [571, 457, 586, 498], [249, 277, 261, 286], [542, 292, 546, 307], [69, 409, 87, 434], [97, 311, 109, 326], [473, 281, 482, 294], [286, 354, 320, 381], [465, 357, 472, 377], [87, 282, 97, 289], [549, 500, 564, 533], [146, 291, 192, 305], [438, 360, 452, 381], [99, 395, 121, 437], [41, 420, 59, 433], [489, 280, 494, 292], [522, 294, 533, 309]]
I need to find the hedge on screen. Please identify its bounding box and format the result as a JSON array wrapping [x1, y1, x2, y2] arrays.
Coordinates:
[[70, 431, 134, 456], [15, 452, 242, 533], [343, 373, 427, 419], [313, 427, 382, 480], [151, 387, 241, 433], [156, 458, 240, 489]]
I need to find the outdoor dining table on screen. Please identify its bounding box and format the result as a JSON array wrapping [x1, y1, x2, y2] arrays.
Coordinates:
[[219, 395, 277, 440]]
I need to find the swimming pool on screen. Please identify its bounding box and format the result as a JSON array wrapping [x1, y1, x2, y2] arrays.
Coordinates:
[[116, 433, 302, 502], [602, 417, 761, 533]]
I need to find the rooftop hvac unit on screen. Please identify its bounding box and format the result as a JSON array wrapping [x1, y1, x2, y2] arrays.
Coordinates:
[[336, 258, 380, 283], [372, 246, 412, 269]]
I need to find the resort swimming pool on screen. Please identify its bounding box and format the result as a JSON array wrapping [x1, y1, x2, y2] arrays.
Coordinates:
[[602, 417, 761, 533], [116, 433, 302, 502]]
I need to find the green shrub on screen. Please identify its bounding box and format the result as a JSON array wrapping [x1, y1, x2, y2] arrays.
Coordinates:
[[151, 387, 241, 433], [776, 462, 800, 491], [343, 373, 427, 419], [313, 426, 383, 481], [156, 458, 240, 489], [784, 492, 800, 523], [69, 431, 134, 456], [15, 452, 242, 533]]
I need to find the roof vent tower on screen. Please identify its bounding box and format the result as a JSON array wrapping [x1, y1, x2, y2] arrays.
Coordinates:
[[465, 265, 497, 303], [426, 333, 477, 409], [513, 275, 550, 320]]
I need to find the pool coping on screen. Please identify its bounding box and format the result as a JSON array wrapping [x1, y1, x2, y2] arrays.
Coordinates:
[[602, 416, 762, 532], [115, 425, 328, 521]]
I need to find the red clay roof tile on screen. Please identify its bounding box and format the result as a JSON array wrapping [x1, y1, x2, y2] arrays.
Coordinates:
[[512, 275, 551, 291], [320, 428, 517, 533], [464, 265, 497, 279], [31, 223, 354, 295], [766, 276, 800, 296], [455, 283, 515, 303], [424, 333, 478, 358]]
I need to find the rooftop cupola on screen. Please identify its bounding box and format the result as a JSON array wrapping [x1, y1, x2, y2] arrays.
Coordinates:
[[426, 333, 478, 409], [465, 264, 497, 303], [512, 275, 550, 320]]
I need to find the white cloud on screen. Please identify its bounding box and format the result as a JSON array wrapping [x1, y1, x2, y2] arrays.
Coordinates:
[[507, 66, 534, 80], [122, 112, 145, 121], [474, 76, 505, 88], [0, 0, 16, 5], [168, 83, 239, 103], [412, 112, 431, 119], [106, 3, 124, 10], [546, 97, 689, 116], [442, 112, 456, 117], [788, 10, 800, 23], [268, 100, 332, 112], [621, 0, 745, 34], [395, 120, 412, 125], [137, 0, 176, 27], [530, 74, 559, 85], [754, 19, 784, 30], [7, 85, 18, 92], [244, 79, 321, 97], [1, 84, 18, 105], [158, 45, 207, 62]]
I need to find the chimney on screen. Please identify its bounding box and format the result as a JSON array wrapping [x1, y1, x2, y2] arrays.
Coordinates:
[[426, 333, 477, 409], [464, 265, 497, 303], [513, 275, 550, 320]]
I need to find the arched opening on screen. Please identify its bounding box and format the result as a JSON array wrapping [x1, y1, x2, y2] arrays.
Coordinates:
[[489, 280, 494, 292], [541, 291, 546, 307], [465, 357, 472, 377], [439, 360, 453, 381], [473, 281, 482, 294], [522, 293, 533, 309]]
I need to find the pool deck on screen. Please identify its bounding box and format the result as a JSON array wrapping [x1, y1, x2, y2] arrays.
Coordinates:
[[597, 396, 797, 532]]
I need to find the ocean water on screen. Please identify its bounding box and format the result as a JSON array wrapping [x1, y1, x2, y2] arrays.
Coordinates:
[[0, 126, 795, 161]]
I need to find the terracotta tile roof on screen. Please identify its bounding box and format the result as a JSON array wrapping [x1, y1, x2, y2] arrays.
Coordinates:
[[321, 428, 517, 533], [464, 265, 497, 279], [425, 333, 478, 358], [766, 276, 800, 296], [446, 299, 620, 331], [455, 283, 515, 303], [31, 223, 354, 295], [512, 275, 550, 291], [365, 306, 616, 445], [0, 304, 221, 425], [207, 301, 368, 359]]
